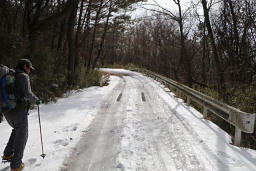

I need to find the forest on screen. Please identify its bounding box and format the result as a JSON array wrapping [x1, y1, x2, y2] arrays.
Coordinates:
[[116, 0, 256, 149], [0, 0, 144, 99], [0, 0, 255, 148]]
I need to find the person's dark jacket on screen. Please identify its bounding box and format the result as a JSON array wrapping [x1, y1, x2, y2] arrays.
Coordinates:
[[14, 68, 38, 112], [0, 113, 3, 122]]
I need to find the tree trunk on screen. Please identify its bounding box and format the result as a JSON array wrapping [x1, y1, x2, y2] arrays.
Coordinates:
[[86, 0, 104, 73], [201, 0, 226, 99], [201, 23, 208, 84], [67, 1, 79, 87], [92, 0, 112, 70], [73, 0, 85, 83], [176, 0, 193, 87], [80, 0, 93, 47], [57, 19, 67, 51], [228, 0, 240, 55], [0, 0, 12, 33]]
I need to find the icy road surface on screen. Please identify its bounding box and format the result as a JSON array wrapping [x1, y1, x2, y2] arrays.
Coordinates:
[[66, 69, 256, 171]]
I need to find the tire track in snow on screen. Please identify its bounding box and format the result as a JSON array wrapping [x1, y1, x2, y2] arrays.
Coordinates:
[[141, 75, 208, 171]]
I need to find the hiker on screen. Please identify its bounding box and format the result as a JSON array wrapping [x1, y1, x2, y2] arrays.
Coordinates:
[[2, 59, 41, 171]]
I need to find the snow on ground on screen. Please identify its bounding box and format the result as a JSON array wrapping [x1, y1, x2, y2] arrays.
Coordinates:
[[0, 76, 120, 171], [100, 68, 134, 76], [1, 68, 256, 171]]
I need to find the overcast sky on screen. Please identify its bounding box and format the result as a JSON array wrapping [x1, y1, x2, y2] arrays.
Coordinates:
[[130, 0, 224, 23], [130, 0, 195, 19]]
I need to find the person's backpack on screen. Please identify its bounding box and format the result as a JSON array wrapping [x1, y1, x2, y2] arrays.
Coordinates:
[[0, 64, 16, 113]]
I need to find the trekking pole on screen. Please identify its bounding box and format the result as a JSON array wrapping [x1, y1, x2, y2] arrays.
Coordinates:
[[37, 105, 46, 158]]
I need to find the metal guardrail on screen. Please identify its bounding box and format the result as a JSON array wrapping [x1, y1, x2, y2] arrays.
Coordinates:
[[135, 68, 255, 147]]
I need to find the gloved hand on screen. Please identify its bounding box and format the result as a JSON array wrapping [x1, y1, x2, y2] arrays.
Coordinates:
[[36, 100, 42, 105]]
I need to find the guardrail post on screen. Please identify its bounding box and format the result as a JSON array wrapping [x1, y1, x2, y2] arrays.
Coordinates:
[[176, 90, 180, 97], [234, 127, 241, 146], [187, 96, 191, 105], [168, 85, 172, 92], [100, 77, 103, 87], [203, 106, 208, 119]]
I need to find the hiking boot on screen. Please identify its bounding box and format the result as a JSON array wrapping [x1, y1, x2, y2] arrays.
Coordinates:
[[10, 163, 24, 171], [2, 153, 14, 163]]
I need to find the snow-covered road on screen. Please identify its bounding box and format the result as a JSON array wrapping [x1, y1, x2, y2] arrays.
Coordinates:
[[66, 69, 256, 171], [1, 69, 256, 171]]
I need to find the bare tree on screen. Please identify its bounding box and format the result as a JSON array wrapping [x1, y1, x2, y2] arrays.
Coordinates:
[[66, 0, 79, 86], [201, 0, 227, 98], [148, 0, 193, 86]]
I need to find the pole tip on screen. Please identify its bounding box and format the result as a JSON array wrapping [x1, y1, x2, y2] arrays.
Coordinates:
[[41, 154, 46, 158]]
